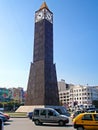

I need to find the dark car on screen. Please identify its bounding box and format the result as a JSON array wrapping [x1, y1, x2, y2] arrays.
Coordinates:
[[87, 109, 98, 113], [27, 112, 33, 119], [0, 114, 8, 122], [0, 118, 4, 130], [71, 110, 85, 120], [0, 111, 10, 120]]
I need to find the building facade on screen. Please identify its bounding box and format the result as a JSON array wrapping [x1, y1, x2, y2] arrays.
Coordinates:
[[58, 80, 98, 109], [0, 87, 25, 103]]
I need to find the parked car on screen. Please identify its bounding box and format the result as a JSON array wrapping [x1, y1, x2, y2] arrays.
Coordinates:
[[27, 112, 33, 119], [32, 108, 69, 126], [0, 114, 8, 122], [87, 109, 98, 113], [73, 113, 98, 130], [0, 111, 10, 120], [45, 106, 70, 117], [0, 118, 4, 130], [71, 110, 85, 120]]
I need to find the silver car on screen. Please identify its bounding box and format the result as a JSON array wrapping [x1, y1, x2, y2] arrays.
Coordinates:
[[32, 108, 69, 126]]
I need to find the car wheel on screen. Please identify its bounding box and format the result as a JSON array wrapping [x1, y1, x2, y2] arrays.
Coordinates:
[[58, 120, 64, 126], [77, 126, 84, 130], [34, 120, 40, 125]]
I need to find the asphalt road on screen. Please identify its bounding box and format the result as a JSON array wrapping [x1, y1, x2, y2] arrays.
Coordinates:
[[4, 118, 75, 130]]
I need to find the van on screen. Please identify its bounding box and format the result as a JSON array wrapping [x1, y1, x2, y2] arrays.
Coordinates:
[[27, 105, 70, 120], [32, 108, 69, 126], [45, 105, 70, 116]]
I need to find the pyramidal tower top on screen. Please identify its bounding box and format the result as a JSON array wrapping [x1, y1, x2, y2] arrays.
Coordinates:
[[39, 2, 49, 10]]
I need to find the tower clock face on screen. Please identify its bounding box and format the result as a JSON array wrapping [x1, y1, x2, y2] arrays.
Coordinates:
[[35, 9, 53, 23], [46, 12, 52, 20], [46, 11, 53, 23], [37, 12, 43, 19], [35, 11, 44, 22]]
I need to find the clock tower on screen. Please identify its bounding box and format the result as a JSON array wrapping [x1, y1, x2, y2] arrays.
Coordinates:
[[25, 2, 59, 105]]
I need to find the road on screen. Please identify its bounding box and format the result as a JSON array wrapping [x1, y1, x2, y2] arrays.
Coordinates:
[[4, 118, 75, 130]]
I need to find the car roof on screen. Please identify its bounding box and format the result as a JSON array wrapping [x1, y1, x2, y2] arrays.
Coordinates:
[[34, 108, 55, 111], [75, 112, 98, 118], [84, 113, 98, 115]]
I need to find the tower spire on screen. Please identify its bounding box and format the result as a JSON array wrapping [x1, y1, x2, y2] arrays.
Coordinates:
[[39, 2, 49, 10]]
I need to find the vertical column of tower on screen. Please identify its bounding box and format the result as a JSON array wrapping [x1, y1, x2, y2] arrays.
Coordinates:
[[25, 2, 59, 105]]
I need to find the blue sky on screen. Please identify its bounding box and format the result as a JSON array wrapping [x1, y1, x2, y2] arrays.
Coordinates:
[[0, 0, 98, 90]]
